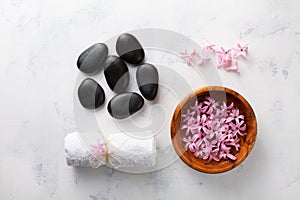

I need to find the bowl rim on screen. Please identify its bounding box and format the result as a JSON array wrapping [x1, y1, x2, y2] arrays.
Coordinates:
[[170, 86, 257, 174]]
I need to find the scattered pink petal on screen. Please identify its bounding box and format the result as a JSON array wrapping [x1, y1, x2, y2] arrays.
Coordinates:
[[224, 61, 240, 73], [181, 40, 249, 74], [180, 49, 210, 66], [233, 43, 248, 59], [198, 55, 211, 65], [226, 153, 237, 160], [216, 47, 233, 68], [202, 38, 216, 53], [180, 49, 193, 66]]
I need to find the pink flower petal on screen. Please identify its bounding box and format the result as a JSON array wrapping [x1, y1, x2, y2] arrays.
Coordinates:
[[227, 154, 237, 160], [181, 97, 247, 162]]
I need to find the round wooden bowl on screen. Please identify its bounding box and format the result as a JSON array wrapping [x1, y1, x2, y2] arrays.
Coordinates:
[[170, 86, 257, 174]]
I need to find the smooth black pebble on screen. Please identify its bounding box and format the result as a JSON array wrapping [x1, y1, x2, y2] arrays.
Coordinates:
[[116, 33, 145, 65], [136, 63, 159, 101], [107, 92, 144, 119], [104, 55, 130, 93], [77, 43, 108, 74], [78, 78, 105, 109]]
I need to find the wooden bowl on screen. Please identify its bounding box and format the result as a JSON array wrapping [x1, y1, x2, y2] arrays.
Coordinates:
[[170, 86, 257, 174]]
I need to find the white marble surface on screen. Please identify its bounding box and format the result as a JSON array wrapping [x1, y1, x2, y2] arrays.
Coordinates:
[[1, 0, 300, 199]]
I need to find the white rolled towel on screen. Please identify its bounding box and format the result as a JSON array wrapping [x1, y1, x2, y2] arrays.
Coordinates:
[[64, 132, 90, 167], [64, 132, 157, 169]]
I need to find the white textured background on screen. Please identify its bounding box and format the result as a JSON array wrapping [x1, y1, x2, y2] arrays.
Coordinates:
[[1, 0, 300, 199]]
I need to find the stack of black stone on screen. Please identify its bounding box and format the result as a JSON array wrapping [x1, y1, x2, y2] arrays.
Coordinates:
[[77, 33, 159, 119]]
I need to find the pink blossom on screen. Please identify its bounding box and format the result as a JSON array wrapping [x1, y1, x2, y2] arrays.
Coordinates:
[[198, 55, 211, 65], [192, 130, 203, 143], [224, 61, 240, 73], [202, 38, 216, 53], [191, 100, 209, 114], [180, 49, 210, 66], [181, 97, 247, 161], [182, 136, 193, 151], [221, 102, 234, 113], [216, 47, 233, 67], [90, 140, 107, 159], [181, 40, 249, 74], [233, 43, 248, 59], [191, 101, 203, 112], [228, 108, 245, 123], [182, 109, 195, 122], [195, 115, 210, 134], [181, 118, 197, 136], [215, 48, 240, 74], [232, 120, 247, 137], [180, 49, 193, 66], [202, 97, 219, 114]]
